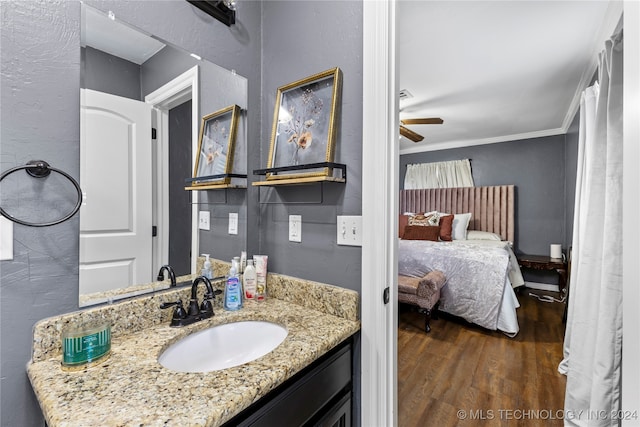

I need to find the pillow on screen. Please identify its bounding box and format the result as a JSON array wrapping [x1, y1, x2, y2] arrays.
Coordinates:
[[399, 215, 409, 238], [438, 214, 454, 241], [466, 230, 502, 241], [451, 212, 472, 240], [408, 211, 439, 226], [402, 225, 440, 241]]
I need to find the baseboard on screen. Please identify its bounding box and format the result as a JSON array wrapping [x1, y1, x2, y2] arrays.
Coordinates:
[[525, 281, 560, 292]]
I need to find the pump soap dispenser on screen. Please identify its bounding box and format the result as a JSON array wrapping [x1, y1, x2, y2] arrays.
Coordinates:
[[201, 254, 213, 279]]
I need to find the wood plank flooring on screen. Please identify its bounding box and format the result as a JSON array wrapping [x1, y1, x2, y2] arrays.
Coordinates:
[[398, 289, 567, 427]]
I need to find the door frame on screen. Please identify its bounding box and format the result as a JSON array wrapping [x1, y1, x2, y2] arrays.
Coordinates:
[[145, 65, 200, 275], [361, 1, 398, 425]]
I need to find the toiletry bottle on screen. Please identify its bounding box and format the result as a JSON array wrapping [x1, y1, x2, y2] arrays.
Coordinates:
[[243, 259, 257, 300], [201, 254, 213, 279], [254, 255, 268, 302], [232, 256, 243, 296], [224, 259, 243, 311], [240, 251, 247, 274]]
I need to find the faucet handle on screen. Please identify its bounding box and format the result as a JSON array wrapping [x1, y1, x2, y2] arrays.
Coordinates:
[[200, 297, 214, 315], [160, 299, 187, 320]]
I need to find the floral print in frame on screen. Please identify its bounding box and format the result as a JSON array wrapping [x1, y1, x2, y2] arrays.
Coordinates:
[[267, 67, 342, 180]]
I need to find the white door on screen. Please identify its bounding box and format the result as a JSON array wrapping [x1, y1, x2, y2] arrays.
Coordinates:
[[80, 89, 153, 295]]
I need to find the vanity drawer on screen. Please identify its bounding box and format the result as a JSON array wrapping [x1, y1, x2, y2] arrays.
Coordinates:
[[227, 336, 353, 427]]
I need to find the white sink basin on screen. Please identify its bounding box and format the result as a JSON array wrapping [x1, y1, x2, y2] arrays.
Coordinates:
[[158, 321, 288, 373]]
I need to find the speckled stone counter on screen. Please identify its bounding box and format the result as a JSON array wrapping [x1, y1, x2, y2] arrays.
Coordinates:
[[28, 272, 360, 427]]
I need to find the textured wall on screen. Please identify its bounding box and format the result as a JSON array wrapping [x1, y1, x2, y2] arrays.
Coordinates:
[[1, 3, 81, 425], [0, 1, 262, 426]]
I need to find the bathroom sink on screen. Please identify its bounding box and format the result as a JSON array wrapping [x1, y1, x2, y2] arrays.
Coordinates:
[[158, 321, 288, 373]]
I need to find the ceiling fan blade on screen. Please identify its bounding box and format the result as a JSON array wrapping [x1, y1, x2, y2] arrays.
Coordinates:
[[399, 125, 424, 143], [401, 118, 444, 125]]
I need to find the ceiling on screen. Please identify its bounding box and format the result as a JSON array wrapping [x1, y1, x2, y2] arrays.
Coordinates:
[[81, 4, 166, 65], [398, 0, 622, 154]]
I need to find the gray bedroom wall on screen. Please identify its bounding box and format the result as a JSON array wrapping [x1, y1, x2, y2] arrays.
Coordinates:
[[400, 135, 574, 287], [399, 135, 569, 258], [0, 1, 262, 426]]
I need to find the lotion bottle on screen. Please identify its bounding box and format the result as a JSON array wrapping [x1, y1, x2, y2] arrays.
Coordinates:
[[243, 259, 257, 300], [224, 259, 242, 311]]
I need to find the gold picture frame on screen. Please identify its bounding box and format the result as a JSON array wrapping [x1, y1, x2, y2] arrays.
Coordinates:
[[266, 67, 342, 180], [192, 104, 241, 186]]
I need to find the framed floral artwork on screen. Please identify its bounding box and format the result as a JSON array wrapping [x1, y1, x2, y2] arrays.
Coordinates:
[[192, 104, 241, 186], [266, 67, 342, 180]]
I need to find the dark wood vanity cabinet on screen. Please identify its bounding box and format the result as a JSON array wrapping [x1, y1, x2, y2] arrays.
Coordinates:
[[224, 336, 354, 427]]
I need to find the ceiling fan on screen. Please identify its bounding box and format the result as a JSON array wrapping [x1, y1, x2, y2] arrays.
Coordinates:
[[399, 117, 444, 143]]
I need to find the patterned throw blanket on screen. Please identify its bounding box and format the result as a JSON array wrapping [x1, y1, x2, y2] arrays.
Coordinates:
[[398, 239, 510, 331]]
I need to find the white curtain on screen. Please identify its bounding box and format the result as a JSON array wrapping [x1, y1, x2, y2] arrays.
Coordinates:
[[559, 29, 623, 426], [404, 159, 474, 189]]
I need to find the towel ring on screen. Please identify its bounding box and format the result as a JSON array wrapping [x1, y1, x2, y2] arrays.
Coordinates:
[[0, 160, 82, 227]]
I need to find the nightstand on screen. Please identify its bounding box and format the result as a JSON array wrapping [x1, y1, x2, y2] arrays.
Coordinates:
[[516, 254, 568, 293]]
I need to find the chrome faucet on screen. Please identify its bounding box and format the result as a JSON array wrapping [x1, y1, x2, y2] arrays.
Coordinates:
[[160, 276, 221, 327], [157, 265, 177, 287]]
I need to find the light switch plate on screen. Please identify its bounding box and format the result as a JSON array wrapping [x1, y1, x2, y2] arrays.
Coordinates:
[[337, 215, 362, 246], [199, 211, 210, 230], [228, 212, 238, 235], [289, 215, 301, 242], [0, 216, 13, 260]]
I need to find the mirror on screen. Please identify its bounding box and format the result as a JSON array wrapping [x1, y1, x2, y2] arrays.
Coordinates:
[[79, 4, 248, 307]]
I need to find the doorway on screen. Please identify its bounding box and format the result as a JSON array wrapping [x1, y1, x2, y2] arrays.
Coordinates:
[[360, 1, 640, 425], [145, 65, 200, 276]]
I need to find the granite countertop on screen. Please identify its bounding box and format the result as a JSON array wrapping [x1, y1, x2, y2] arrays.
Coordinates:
[[27, 272, 360, 427]]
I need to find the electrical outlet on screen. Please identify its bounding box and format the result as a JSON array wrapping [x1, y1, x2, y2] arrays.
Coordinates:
[[0, 217, 13, 260], [199, 211, 210, 230], [228, 212, 238, 235], [289, 215, 301, 242], [336, 215, 362, 246]]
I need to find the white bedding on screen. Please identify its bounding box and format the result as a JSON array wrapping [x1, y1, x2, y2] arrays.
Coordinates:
[[398, 238, 522, 336], [450, 239, 525, 289]]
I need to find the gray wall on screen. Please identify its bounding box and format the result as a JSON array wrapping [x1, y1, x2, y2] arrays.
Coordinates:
[[169, 100, 193, 276], [257, 2, 363, 424], [1, 3, 80, 425], [0, 1, 262, 426], [82, 46, 141, 99], [400, 135, 570, 256], [400, 134, 579, 285], [258, 1, 363, 289]]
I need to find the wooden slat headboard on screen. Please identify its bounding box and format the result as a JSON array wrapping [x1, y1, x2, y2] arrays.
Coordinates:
[[400, 185, 516, 243]]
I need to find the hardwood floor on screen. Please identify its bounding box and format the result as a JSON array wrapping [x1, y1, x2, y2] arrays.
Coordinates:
[[398, 289, 567, 427]]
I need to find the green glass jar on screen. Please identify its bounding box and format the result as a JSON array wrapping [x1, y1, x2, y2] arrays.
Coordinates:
[[61, 322, 111, 371]]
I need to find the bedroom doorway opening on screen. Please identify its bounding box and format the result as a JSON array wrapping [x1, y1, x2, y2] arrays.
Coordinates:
[[389, 4, 640, 425]]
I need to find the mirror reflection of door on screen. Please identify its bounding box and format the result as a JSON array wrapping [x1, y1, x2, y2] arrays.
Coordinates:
[[80, 90, 193, 296], [80, 89, 153, 294]]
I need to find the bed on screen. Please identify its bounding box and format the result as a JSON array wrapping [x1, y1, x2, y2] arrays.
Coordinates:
[[398, 186, 524, 336]]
